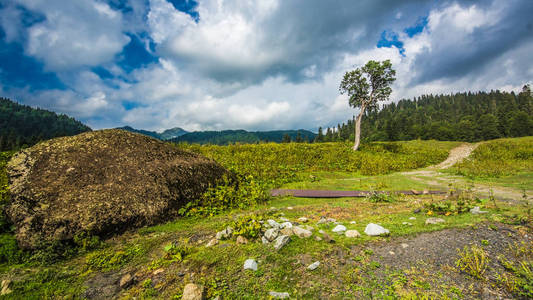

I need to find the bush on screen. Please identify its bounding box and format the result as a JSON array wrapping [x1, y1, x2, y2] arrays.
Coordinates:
[[456, 245, 489, 279], [0, 233, 26, 264], [230, 215, 263, 239]]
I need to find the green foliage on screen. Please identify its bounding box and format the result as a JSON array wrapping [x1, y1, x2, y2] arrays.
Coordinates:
[[365, 191, 396, 203], [498, 257, 533, 298], [10, 267, 83, 298], [171, 129, 315, 145], [0, 234, 27, 264], [453, 137, 533, 177], [0, 151, 14, 233], [85, 244, 143, 271], [0, 97, 91, 151], [426, 187, 480, 215], [163, 242, 194, 262], [230, 215, 263, 239], [455, 245, 489, 279], [73, 232, 102, 253]]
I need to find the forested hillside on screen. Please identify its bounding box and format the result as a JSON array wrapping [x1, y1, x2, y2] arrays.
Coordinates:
[[0, 97, 91, 151], [171, 129, 316, 145], [318, 86, 533, 142], [117, 126, 188, 140]]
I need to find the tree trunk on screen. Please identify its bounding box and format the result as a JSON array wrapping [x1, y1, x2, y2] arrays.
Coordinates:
[[353, 105, 366, 151]]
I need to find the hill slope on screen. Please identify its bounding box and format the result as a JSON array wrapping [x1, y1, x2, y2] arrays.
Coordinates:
[[171, 129, 317, 145], [116, 126, 188, 140], [0, 97, 91, 151]]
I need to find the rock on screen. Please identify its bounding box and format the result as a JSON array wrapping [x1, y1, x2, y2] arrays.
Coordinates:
[[216, 227, 233, 240], [292, 226, 312, 238], [327, 218, 337, 223], [264, 228, 279, 242], [345, 230, 361, 238], [322, 233, 335, 243], [279, 217, 290, 222], [287, 207, 294, 210], [409, 217, 416, 220], [389, 251, 395, 255], [273, 235, 290, 250], [298, 217, 308, 223], [300, 225, 314, 231], [364, 223, 390, 236], [413, 208, 421, 214], [401, 243, 409, 249], [152, 268, 164, 275], [318, 229, 325, 234], [280, 222, 293, 229], [1, 280, 12, 296], [236, 236, 248, 245], [332, 225, 347, 233], [350, 221, 356, 224], [119, 274, 134, 289], [206, 238, 218, 247], [5, 130, 230, 249], [267, 219, 282, 229], [470, 206, 488, 214], [280, 227, 294, 236], [402, 222, 413, 226], [307, 261, 320, 270], [425, 218, 445, 225], [317, 217, 327, 224], [261, 236, 270, 244], [243, 259, 258, 271], [314, 236, 322, 241], [269, 291, 290, 299], [182, 283, 204, 300]]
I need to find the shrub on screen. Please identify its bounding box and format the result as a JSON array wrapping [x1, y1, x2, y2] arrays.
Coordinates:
[[0, 233, 26, 264], [230, 215, 263, 239], [366, 191, 396, 203], [455, 245, 489, 279]]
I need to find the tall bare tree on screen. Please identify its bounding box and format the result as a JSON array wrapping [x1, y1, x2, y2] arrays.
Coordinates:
[[339, 60, 396, 150]]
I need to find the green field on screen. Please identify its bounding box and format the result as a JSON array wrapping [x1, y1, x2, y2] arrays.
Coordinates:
[[0, 138, 531, 299]]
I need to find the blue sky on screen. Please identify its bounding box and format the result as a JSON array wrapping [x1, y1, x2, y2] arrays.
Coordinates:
[[0, 0, 532, 131]]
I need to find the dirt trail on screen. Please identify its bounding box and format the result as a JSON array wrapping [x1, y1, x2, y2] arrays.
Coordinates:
[[432, 143, 479, 169]]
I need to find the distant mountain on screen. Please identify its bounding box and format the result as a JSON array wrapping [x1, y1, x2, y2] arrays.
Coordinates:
[[170, 129, 317, 145], [117, 126, 188, 140], [0, 97, 91, 151]]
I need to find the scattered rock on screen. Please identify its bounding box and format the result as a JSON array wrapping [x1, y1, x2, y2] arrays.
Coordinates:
[[280, 222, 293, 229], [425, 218, 445, 225], [261, 236, 270, 244], [314, 236, 322, 241], [409, 217, 416, 220], [389, 251, 395, 255], [317, 217, 327, 224], [264, 228, 280, 242], [1, 280, 12, 296], [269, 291, 290, 299], [216, 227, 233, 240], [350, 221, 357, 224], [318, 229, 325, 234], [402, 222, 413, 226], [274, 235, 290, 250], [413, 208, 421, 214], [322, 233, 335, 243], [470, 206, 488, 214], [267, 219, 282, 229], [298, 217, 308, 223], [280, 227, 294, 236], [119, 274, 134, 289], [280, 217, 290, 222], [182, 283, 204, 300], [236, 236, 248, 245], [292, 226, 312, 238], [364, 223, 390, 236], [332, 225, 347, 233], [152, 269, 164, 276], [243, 259, 258, 271], [327, 218, 337, 223], [307, 261, 320, 270], [401, 243, 409, 249], [206, 238, 218, 247], [345, 230, 361, 238], [287, 207, 294, 210]]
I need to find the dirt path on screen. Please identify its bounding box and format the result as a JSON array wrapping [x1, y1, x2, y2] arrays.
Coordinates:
[[433, 143, 479, 169]]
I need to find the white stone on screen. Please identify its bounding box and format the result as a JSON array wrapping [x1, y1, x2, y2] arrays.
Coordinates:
[[287, 207, 294, 210], [345, 230, 361, 238], [274, 235, 291, 250], [350, 221, 357, 224], [182, 283, 204, 300], [243, 259, 258, 271], [425, 217, 445, 225], [280, 217, 290, 222], [409, 217, 416, 220], [317, 217, 327, 224], [470, 206, 488, 214], [298, 217, 309, 223], [269, 291, 290, 299], [318, 229, 325, 234], [402, 222, 413, 226], [364, 223, 390, 236], [215, 227, 233, 240], [206, 238, 218, 247], [292, 226, 312, 238], [280, 227, 294, 236], [267, 219, 282, 229], [327, 218, 337, 223], [401, 243, 409, 248], [264, 228, 279, 242], [280, 222, 293, 229], [307, 261, 320, 270], [332, 225, 347, 233], [261, 236, 270, 244]]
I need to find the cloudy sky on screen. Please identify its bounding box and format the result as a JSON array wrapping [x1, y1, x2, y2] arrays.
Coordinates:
[[0, 0, 532, 131]]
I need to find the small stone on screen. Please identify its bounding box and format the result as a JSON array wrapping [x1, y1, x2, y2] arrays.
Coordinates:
[[322, 233, 335, 243], [298, 217, 308, 223], [206, 238, 218, 247], [152, 268, 164, 275], [216, 227, 233, 240], [280, 227, 294, 236], [350, 221, 356, 224], [413, 208, 421, 213], [287, 207, 294, 210], [470, 206, 488, 214], [314, 236, 322, 241], [425, 217, 445, 225], [409, 217, 416, 220], [292, 226, 312, 238], [182, 283, 204, 300], [262, 236, 270, 244], [244, 259, 258, 271], [389, 251, 395, 255], [1, 280, 12, 296], [327, 217, 337, 223], [280, 222, 293, 229], [345, 230, 361, 238], [273, 235, 291, 250], [307, 261, 320, 270], [318, 229, 325, 234], [264, 228, 280, 241], [119, 274, 134, 289], [317, 217, 327, 224], [236, 236, 248, 245], [401, 243, 408, 249], [269, 291, 290, 299], [402, 222, 413, 226], [364, 223, 390, 236], [332, 225, 347, 233], [267, 219, 282, 229], [269, 207, 277, 210], [280, 217, 290, 222]]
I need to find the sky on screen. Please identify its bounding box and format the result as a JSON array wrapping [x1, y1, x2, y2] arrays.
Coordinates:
[[0, 0, 532, 132]]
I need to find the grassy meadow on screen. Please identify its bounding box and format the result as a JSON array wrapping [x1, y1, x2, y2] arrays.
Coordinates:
[[0, 138, 532, 299]]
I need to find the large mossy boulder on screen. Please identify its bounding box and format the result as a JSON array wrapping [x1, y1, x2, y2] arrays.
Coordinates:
[[5, 129, 229, 249]]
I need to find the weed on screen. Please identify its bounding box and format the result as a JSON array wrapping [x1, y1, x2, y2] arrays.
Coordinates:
[[455, 245, 489, 279], [85, 244, 144, 271], [230, 214, 263, 239], [366, 191, 396, 203]]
